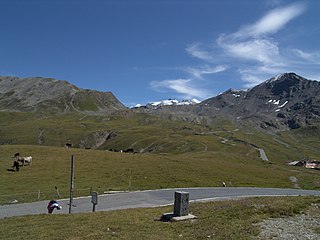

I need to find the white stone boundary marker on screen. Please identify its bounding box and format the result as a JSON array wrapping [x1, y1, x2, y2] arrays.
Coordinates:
[[161, 191, 196, 222]]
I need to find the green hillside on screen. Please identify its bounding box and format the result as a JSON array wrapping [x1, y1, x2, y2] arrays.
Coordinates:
[[1, 111, 320, 204]]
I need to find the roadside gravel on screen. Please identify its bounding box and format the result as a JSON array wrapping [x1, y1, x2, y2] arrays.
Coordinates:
[[257, 204, 320, 239]]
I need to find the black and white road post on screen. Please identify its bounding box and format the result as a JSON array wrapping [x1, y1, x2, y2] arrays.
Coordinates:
[[91, 191, 98, 212]]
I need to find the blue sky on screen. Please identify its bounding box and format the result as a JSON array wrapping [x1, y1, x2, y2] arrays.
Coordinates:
[[0, 0, 319, 106]]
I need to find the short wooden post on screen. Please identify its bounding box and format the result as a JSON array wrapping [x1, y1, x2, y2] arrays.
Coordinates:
[[55, 186, 60, 198]]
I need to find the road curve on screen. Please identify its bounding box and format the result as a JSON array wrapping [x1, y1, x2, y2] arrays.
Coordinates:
[[1, 187, 320, 219], [256, 148, 269, 161]]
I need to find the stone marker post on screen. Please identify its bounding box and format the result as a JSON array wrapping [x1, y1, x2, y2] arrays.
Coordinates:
[[161, 191, 195, 221], [174, 191, 189, 217]]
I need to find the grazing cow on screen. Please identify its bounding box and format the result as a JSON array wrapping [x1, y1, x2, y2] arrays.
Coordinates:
[[17, 156, 32, 166], [12, 160, 20, 171], [123, 148, 134, 153], [65, 143, 72, 148]]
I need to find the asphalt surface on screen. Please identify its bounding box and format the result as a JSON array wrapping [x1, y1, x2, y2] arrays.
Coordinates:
[[257, 148, 269, 161], [1, 187, 320, 219]]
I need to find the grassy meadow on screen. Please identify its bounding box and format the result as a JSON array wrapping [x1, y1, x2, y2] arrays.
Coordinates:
[[0, 142, 319, 204], [1, 111, 320, 239], [1, 111, 320, 204], [1, 196, 320, 239]]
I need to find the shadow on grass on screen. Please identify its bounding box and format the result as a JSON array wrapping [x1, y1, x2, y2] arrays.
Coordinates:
[[7, 168, 17, 172]]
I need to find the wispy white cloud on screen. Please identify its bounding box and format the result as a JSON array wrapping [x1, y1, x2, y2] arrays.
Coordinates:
[[184, 3, 316, 88], [240, 73, 264, 88], [150, 45, 227, 99], [149, 62, 226, 99], [185, 64, 228, 79], [186, 43, 214, 62], [150, 2, 317, 99], [150, 78, 210, 99], [264, 0, 284, 8], [213, 3, 309, 86], [291, 49, 320, 63], [239, 65, 285, 88], [217, 37, 282, 65], [233, 3, 305, 38]]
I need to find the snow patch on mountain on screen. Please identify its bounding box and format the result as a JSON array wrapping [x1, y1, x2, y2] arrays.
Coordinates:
[[278, 101, 288, 108], [151, 99, 200, 106], [266, 99, 289, 108], [132, 98, 200, 108], [267, 99, 280, 105], [273, 73, 286, 82]]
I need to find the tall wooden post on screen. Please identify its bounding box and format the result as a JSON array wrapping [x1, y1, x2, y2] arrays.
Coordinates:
[[69, 155, 75, 214], [129, 168, 132, 191]]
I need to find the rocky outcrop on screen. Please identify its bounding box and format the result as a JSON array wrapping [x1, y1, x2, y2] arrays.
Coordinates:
[[1, 73, 319, 131], [78, 131, 117, 149]]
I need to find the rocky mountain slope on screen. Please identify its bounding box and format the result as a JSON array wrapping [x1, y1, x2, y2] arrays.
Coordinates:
[[134, 73, 320, 131], [197, 73, 320, 130], [0, 76, 126, 114], [1, 73, 319, 131], [0, 73, 319, 159]]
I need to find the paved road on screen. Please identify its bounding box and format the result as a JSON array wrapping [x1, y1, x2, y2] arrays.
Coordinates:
[[1, 187, 320, 219], [256, 148, 269, 161]]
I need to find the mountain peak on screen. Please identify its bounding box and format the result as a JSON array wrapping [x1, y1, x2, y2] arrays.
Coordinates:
[[149, 98, 200, 107], [266, 72, 303, 84], [132, 98, 200, 108], [196, 72, 320, 130], [0, 76, 126, 113]]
